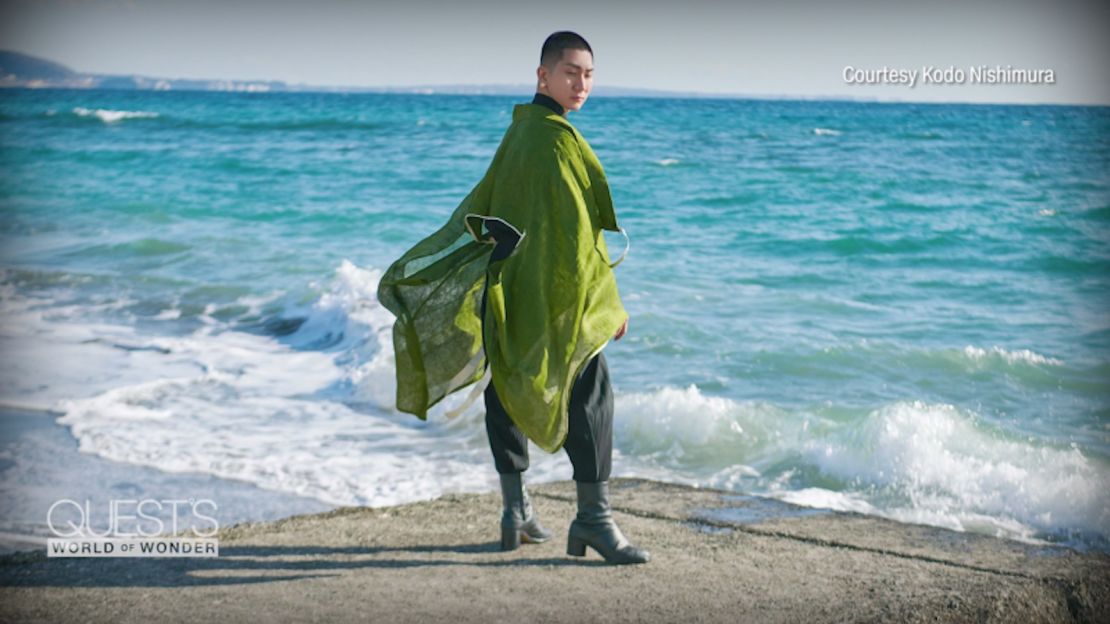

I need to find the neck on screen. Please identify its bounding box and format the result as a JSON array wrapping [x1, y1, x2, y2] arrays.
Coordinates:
[[532, 91, 566, 116]]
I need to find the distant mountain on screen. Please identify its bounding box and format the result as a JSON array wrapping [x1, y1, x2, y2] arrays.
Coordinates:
[[0, 49, 79, 82], [0, 49, 292, 92], [0, 49, 787, 100]]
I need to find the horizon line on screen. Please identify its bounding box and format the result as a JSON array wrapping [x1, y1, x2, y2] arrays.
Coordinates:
[[1, 49, 1104, 108], [2, 83, 1106, 109]]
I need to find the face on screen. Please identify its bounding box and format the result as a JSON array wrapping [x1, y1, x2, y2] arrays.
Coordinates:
[[538, 48, 594, 113]]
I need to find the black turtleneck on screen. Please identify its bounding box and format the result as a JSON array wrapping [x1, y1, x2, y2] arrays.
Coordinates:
[[531, 92, 566, 116]]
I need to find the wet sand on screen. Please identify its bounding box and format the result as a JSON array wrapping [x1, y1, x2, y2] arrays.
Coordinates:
[[1, 478, 1106, 623]]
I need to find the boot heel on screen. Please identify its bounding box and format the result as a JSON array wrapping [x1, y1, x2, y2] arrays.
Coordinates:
[[566, 535, 587, 557], [501, 526, 521, 551]]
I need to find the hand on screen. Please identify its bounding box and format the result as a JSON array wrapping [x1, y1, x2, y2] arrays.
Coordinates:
[[614, 317, 628, 341]]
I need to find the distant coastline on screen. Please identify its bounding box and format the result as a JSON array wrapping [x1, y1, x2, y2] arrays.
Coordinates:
[[0, 48, 868, 102], [4, 48, 1101, 108]]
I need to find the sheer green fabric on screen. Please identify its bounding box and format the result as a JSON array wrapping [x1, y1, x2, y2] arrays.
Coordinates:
[[377, 103, 627, 453]]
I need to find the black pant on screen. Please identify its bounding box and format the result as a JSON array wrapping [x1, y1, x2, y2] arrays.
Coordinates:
[[479, 226, 613, 483]]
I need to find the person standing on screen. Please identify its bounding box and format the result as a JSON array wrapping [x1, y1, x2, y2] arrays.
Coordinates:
[[377, 31, 648, 565]]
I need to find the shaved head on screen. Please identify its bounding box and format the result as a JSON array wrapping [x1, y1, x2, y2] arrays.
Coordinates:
[[540, 31, 593, 69]]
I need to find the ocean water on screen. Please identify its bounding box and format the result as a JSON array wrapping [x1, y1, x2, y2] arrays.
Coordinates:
[[1, 88, 1107, 550]]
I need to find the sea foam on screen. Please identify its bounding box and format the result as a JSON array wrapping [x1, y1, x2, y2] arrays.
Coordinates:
[[6, 260, 1107, 547], [72, 107, 159, 123], [613, 380, 1108, 546], [961, 345, 1064, 367], [794, 400, 1109, 544], [43, 260, 567, 508]]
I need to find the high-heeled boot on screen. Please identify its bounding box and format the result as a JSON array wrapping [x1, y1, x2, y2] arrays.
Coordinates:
[[499, 472, 553, 550], [567, 480, 650, 564]]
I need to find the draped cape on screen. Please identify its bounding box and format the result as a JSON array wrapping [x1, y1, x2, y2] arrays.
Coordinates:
[[377, 102, 627, 453]]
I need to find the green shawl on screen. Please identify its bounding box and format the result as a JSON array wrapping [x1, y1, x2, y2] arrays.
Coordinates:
[[376, 102, 628, 453]]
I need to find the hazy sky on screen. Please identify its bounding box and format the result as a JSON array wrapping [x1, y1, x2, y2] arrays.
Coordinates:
[[2, 0, 1107, 105]]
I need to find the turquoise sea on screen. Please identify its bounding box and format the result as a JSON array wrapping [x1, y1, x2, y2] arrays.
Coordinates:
[[1, 88, 1107, 550]]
